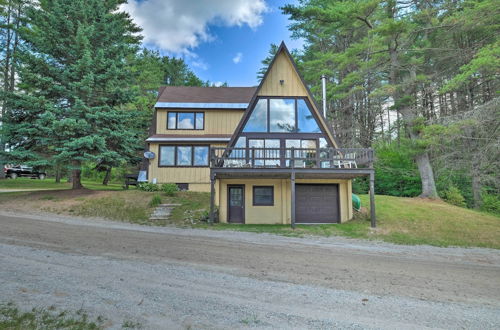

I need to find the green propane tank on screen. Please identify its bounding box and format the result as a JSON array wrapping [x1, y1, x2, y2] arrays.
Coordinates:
[[352, 193, 361, 211]]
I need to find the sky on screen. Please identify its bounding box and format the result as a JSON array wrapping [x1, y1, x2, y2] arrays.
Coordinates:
[[121, 0, 303, 87]]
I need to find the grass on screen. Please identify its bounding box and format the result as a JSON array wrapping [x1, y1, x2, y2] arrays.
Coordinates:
[[0, 177, 123, 191], [0, 302, 104, 329], [165, 192, 499, 249], [1, 178, 498, 248]]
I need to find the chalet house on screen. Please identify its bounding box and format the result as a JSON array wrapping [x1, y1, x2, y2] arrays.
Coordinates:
[[146, 42, 376, 226]]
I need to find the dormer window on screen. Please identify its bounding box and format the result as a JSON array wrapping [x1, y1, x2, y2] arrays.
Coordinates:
[[167, 111, 204, 130]]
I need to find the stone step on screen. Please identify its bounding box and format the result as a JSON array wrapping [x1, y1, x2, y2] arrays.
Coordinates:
[[149, 204, 181, 220]]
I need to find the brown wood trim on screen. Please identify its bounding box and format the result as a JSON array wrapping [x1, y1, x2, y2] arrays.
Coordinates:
[[252, 185, 274, 206], [166, 111, 205, 130], [227, 184, 245, 223], [158, 144, 210, 168]]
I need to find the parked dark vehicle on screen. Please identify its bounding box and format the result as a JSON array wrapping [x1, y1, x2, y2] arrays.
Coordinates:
[[4, 165, 47, 180]]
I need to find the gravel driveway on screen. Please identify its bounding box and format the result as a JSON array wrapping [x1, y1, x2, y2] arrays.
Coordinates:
[[1, 210, 499, 329]]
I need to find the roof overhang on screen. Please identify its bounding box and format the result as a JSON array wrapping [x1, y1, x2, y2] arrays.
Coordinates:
[[211, 168, 373, 179], [146, 137, 231, 142], [155, 102, 248, 109]]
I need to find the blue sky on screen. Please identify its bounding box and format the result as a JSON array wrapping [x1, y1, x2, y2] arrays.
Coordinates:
[[122, 0, 302, 87]]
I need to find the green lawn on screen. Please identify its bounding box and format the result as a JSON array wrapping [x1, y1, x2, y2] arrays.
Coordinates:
[[164, 191, 500, 249], [0, 177, 123, 191], [1, 178, 499, 249]]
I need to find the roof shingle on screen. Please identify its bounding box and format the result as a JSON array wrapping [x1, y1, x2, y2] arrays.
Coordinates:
[[157, 86, 257, 104]]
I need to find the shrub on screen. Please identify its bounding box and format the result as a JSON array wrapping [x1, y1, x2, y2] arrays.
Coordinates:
[[149, 194, 162, 207], [137, 182, 160, 192], [481, 193, 500, 215], [443, 186, 466, 207], [161, 183, 179, 196]]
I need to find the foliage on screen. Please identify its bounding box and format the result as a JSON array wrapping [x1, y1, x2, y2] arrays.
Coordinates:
[[481, 193, 500, 215], [137, 182, 160, 192], [0, 302, 104, 329], [442, 186, 466, 208], [149, 193, 162, 207], [1, 0, 143, 189], [161, 183, 179, 196], [373, 141, 421, 197]]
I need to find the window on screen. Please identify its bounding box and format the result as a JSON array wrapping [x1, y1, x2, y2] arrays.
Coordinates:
[[270, 99, 295, 132], [159, 146, 175, 166], [159, 145, 209, 167], [167, 112, 204, 130], [194, 146, 209, 166], [243, 99, 267, 132], [297, 99, 321, 132], [177, 146, 192, 166], [242, 97, 322, 133], [253, 186, 274, 206], [248, 139, 280, 167]]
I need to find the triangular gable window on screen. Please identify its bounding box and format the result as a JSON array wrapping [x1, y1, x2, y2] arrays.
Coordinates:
[[242, 98, 322, 133], [297, 99, 321, 133], [243, 99, 267, 132]]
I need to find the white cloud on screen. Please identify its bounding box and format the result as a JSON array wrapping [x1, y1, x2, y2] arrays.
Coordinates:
[[213, 81, 224, 87], [122, 0, 268, 54], [233, 52, 243, 64]]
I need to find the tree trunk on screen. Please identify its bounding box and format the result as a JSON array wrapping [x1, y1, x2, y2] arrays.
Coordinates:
[[71, 163, 83, 189], [55, 167, 61, 183], [415, 152, 438, 198], [102, 166, 112, 186], [471, 159, 482, 209]]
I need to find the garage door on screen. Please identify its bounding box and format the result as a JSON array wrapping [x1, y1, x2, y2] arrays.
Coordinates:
[[296, 184, 339, 223]]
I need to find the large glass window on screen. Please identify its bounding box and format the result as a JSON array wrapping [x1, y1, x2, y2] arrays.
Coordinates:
[[253, 186, 274, 206], [177, 146, 192, 166], [159, 145, 209, 167], [167, 112, 204, 130], [297, 99, 321, 133], [242, 98, 322, 133], [194, 146, 209, 166], [178, 113, 195, 129], [270, 99, 295, 132], [243, 99, 267, 132], [159, 146, 175, 166]]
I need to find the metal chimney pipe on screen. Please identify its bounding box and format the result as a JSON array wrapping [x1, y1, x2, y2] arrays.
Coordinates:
[[321, 75, 327, 118]]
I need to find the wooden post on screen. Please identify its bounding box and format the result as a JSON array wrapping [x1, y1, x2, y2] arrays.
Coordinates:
[[291, 171, 296, 229], [369, 169, 376, 228], [209, 172, 216, 224]]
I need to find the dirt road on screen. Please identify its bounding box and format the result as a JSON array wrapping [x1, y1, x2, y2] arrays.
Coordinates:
[[1, 211, 499, 329]]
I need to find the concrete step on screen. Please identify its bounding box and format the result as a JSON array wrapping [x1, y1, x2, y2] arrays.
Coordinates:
[[149, 204, 181, 220]]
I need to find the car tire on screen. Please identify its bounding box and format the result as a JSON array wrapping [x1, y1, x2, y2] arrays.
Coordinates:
[[38, 174, 46, 180], [10, 173, 17, 179]]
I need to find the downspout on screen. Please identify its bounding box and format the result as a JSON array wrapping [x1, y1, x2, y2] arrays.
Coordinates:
[[321, 75, 327, 118]]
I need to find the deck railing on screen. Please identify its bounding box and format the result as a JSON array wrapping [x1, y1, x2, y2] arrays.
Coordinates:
[[210, 147, 374, 169]]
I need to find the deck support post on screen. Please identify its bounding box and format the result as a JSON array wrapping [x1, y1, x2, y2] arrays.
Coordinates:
[[209, 172, 216, 225], [369, 169, 376, 228], [291, 171, 296, 229]]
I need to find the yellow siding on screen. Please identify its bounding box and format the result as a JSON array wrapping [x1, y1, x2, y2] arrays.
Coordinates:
[[218, 179, 285, 225], [258, 52, 308, 97], [217, 178, 353, 224], [147, 143, 227, 191], [156, 109, 243, 135]]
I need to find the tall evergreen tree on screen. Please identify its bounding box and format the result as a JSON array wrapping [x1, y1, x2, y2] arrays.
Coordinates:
[[2, 0, 142, 188], [283, 0, 498, 198]]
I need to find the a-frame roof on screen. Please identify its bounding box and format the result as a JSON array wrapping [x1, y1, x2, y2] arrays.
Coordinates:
[[227, 41, 339, 148]]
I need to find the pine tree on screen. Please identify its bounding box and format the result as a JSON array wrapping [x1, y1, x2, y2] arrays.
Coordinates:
[[3, 0, 142, 188]]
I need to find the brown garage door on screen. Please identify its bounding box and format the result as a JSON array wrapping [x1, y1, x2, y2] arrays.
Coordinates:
[[296, 184, 339, 223]]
